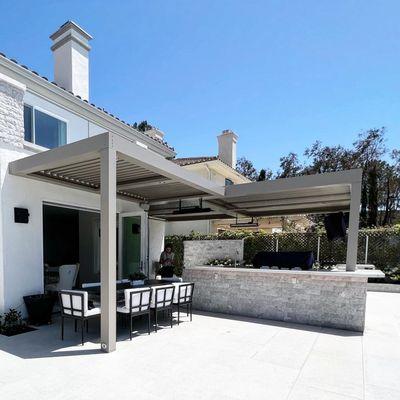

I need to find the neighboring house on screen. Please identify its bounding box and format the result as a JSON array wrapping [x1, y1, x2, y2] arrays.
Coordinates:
[[167, 130, 311, 235]]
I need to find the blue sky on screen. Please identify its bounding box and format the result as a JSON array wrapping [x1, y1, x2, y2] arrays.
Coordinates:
[[1, 1, 399, 171]]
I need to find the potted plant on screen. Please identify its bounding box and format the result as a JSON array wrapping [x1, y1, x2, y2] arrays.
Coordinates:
[[129, 272, 147, 286], [23, 293, 56, 325], [0, 309, 36, 336]]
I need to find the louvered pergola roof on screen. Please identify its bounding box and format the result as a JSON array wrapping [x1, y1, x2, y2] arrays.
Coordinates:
[[9, 132, 225, 202]]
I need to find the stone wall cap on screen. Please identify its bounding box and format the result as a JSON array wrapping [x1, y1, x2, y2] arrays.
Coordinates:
[[186, 265, 384, 280], [0, 72, 26, 91]]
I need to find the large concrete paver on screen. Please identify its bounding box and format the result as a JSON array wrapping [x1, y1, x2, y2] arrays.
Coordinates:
[[0, 291, 399, 400]]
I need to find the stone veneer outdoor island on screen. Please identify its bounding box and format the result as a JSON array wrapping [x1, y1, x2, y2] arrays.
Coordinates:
[[183, 266, 384, 332]]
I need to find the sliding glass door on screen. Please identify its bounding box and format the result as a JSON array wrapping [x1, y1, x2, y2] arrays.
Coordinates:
[[118, 212, 147, 279]]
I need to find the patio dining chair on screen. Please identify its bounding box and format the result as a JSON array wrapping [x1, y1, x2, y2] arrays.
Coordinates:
[[59, 290, 100, 345], [117, 287, 152, 340], [150, 285, 175, 332], [46, 263, 80, 292], [173, 283, 194, 325]]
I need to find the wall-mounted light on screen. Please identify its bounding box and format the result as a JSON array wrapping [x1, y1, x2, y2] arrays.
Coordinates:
[[14, 207, 29, 223]]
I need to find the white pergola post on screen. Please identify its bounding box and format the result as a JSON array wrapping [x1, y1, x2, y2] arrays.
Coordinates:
[[346, 181, 362, 272], [100, 146, 117, 352]]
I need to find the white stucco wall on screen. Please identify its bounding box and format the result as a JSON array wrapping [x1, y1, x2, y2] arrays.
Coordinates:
[[0, 145, 147, 315], [24, 92, 107, 145], [165, 220, 210, 235]]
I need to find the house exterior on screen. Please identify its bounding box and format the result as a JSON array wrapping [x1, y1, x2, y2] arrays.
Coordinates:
[[0, 21, 176, 315], [0, 22, 364, 350]]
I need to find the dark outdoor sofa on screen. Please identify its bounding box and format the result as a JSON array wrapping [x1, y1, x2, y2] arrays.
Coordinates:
[[252, 251, 314, 270]]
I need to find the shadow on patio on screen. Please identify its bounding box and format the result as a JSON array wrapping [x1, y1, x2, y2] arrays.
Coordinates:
[[0, 309, 361, 360]]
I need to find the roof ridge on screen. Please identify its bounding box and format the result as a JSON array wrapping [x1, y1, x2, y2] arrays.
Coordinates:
[[0, 52, 174, 151]]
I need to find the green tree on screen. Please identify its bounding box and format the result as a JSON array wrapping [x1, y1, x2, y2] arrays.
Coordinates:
[[276, 152, 302, 178], [236, 157, 258, 181], [133, 120, 152, 132], [257, 168, 273, 181]]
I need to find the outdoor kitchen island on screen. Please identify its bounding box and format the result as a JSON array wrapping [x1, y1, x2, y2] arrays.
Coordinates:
[[183, 266, 384, 332]]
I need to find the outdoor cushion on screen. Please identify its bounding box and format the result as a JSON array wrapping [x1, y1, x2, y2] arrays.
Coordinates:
[[118, 288, 151, 314], [60, 290, 89, 317], [172, 283, 193, 304], [86, 307, 101, 317], [150, 285, 174, 308], [252, 251, 314, 270]]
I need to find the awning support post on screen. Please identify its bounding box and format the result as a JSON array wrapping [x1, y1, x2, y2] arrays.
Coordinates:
[[100, 145, 117, 352], [346, 181, 361, 272]]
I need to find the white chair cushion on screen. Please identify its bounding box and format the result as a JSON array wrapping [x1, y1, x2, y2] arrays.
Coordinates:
[[150, 285, 174, 308], [86, 307, 101, 317], [172, 283, 193, 304], [81, 282, 100, 288], [120, 288, 151, 313], [162, 276, 183, 283], [60, 290, 90, 317]]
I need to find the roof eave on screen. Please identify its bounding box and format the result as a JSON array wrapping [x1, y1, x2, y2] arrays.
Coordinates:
[[0, 55, 175, 158]]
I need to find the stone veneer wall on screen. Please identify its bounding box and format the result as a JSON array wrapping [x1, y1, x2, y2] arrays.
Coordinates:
[[183, 240, 244, 267], [0, 73, 26, 148], [183, 266, 367, 332]]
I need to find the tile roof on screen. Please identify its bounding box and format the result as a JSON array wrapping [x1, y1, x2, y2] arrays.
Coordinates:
[[0, 52, 174, 151], [173, 156, 219, 166]]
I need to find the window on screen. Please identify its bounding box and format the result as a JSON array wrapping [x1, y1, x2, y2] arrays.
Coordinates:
[[23, 105, 33, 142], [225, 178, 234, 186], [24, 105, 67, 149]]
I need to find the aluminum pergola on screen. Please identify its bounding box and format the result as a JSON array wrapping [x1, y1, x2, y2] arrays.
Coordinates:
[[10, 132, 362, 353]]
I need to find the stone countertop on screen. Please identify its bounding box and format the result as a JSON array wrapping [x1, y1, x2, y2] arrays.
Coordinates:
[[186, 265, 385, 279]]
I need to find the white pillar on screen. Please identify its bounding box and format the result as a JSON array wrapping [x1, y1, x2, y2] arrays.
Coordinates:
[[346, 181, 362, 271], [100, 146, 117, 352]]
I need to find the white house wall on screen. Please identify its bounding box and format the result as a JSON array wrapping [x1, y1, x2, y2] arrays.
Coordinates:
[[24, 91, 107, 145], [0, 145, 147, 315]]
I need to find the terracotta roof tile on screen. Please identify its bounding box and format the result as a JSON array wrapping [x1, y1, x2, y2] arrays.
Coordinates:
[[173, 156, 219, 166]]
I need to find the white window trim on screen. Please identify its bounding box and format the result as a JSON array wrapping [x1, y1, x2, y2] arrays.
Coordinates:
[[24, 103, 69, 148]]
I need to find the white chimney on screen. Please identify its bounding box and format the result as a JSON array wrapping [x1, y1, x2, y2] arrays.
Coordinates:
[[217, 129, 238, 168], [50, 21, 92, 100]]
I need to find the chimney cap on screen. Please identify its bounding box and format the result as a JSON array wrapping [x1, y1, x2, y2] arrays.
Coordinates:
[[218, 129, 238, 140], [50, 20, 93, 42]]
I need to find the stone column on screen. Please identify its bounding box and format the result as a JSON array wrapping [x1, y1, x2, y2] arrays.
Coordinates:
[[0, 73, 26, 148]]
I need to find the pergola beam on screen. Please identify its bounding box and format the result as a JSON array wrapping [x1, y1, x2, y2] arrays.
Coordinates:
[[9, 133, 107, 175], [117, 177, 175, 190]]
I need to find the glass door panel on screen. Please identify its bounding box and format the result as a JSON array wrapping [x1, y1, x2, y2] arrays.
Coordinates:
[[121, 215, 142, 278]]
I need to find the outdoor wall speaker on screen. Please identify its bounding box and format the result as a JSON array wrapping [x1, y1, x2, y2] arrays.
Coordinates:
[[14, 207, 29, 223]]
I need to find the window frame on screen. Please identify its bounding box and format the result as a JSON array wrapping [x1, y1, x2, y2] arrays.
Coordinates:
[[23, 103, 68, 149]]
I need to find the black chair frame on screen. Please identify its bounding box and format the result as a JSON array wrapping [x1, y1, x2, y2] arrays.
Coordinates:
[[152, 286, 175, 332], [118, 288, 152, 340], [59, 290, 99, 346], [175, 283, 195, 325]]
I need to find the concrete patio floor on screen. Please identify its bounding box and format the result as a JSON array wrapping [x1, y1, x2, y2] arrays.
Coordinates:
[[0, 291, 399, 400]]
